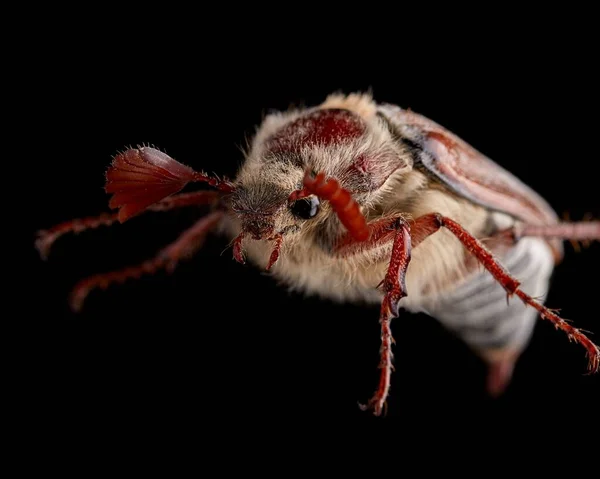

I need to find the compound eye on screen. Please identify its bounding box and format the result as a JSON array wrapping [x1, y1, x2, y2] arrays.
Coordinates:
[[290, 195, 320, 219]]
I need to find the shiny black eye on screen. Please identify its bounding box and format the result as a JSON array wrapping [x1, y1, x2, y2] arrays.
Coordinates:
[[290, 196, 320, 219]]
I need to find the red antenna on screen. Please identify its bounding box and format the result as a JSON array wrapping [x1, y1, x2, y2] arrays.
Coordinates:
[[106, 146, 234, 222]]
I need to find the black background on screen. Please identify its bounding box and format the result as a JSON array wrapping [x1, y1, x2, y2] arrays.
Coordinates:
[[25, 17, 599, 433]]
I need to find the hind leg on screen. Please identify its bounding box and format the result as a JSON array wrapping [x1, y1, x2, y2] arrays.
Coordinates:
[[517, 220, 600, 242], [410, 213, 600, 373], [490, 220, 600, 254]]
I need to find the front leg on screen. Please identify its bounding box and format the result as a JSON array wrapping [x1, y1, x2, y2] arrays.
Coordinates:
[[357, 218, 412, 416]]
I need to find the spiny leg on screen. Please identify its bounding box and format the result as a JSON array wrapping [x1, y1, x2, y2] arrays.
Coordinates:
[[36, 212, 119, 261], [491, 220, 600, 253], [411, 213, 600, 373], [358, 218, 412, 416], [302, 169, 599, 403], [516, 221, 600, 242], [35, 191, 220, 260], [335, 211, 600, 401], [69, 211, 223, 312]]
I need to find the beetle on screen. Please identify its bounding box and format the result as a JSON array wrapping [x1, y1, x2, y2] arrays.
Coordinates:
[[36, 92, 599, 415]]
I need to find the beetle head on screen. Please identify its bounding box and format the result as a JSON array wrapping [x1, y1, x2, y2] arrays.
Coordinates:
[[228, 168, 322, 269]]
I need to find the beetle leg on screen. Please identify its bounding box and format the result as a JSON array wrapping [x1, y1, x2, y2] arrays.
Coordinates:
[[490, 220, 600, 255], [332, 205, 598, 405], [358, 218, 411, 416], [515, 221, 600, 242], [411, 213, 600, 374], [35, 191, 220, 260], [334, 215, 405, 256], [68, 211, 223, 312]]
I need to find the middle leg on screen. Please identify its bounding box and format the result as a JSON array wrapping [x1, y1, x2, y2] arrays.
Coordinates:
[[35, 190, 221, 260], [69, 210, 224, 312]]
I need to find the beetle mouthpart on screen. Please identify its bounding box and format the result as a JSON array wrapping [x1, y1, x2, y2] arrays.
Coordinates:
[[233, 232, 246, 264], [266, 234, 284, 271], [232, 228, 293, 271], [241, 216, 275, 240], [265, 225, 300, 271]]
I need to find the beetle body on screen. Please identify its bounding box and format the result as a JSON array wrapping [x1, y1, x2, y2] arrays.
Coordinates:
[[36, 92, 599, 415], [225, 96, 496, 306]]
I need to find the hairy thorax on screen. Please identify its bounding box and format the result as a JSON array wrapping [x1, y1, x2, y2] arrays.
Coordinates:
[[222, 169, 500, 311]]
